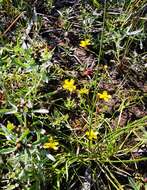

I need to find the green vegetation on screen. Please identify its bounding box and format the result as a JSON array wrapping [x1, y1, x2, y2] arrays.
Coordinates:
[[0, 0, 147, 189]]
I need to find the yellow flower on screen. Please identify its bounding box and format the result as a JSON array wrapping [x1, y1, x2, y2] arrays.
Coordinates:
[[80, 39, 91, 48], [103, 65, 108, 70], [7, 121, 15, 131], [78, 88, 89, 95], [97, 91, 111, 102], [43, 137, 59, 150], [86, 130, 98, 140], [63, 79, 76, 92]]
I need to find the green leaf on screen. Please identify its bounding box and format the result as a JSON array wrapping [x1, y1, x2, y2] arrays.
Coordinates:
[[1, 124, 16, 141], [46, 153, 56, 162], [128, 177, 140, 190], [0, 147, 16, 154], [19, 129, 30, 141], [92, 0, 100, 8]]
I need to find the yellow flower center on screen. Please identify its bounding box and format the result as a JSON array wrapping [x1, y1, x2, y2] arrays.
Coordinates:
[[86, 130, 98, 140], [78, 88, 89, 95], [43, 137, 59, 150], [7, 121, 15, 130], [80, 39, 91, 48], [63, 79, 76, 92], [97, 91, 111, 101]]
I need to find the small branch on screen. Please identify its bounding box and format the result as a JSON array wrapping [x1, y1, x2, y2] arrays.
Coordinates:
[[1, 12, 25, 37]]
